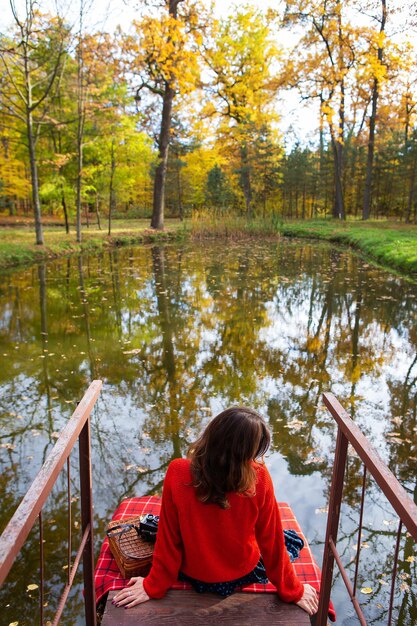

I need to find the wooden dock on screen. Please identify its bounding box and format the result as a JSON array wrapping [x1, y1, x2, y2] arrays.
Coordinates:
[[101, 589, 311, 625]]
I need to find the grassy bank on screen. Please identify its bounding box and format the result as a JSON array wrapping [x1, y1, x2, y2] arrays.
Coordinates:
[[0, 219, 187, 270], [191, 215, 417, 278], [1, 216, 417, 279], [282, 220, 417, 276]]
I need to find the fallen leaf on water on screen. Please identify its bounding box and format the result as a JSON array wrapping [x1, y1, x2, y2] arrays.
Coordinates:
[[27, 583, 38, 591], [360, 587, 373, 595], [0, 443, 15, 450], [406, 556, 415, 563], [391, 416, 402, 427], [9, 622, 19, 626], [315, 506, 328, 514], [284, 421, 304, 431]]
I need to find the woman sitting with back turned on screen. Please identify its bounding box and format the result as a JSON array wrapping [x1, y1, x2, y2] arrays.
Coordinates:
[[113, 406, 319, 616]]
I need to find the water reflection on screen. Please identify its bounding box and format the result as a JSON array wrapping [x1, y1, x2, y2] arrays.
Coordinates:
[[0, 240, 416, 625]]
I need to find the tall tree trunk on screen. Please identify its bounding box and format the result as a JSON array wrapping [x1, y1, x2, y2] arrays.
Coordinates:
[[319, 95, 325, 215], [302, 184, 306, 219], [150, 0, 183, 230], [331, 135, 345, 219], [27, 108, 44, 245], [331, 83, 345, 220], [240, 143, 253, 218], [76, 132, 83, 242], [363, 0, 386, 220], [108, 140, 116, 236], [24, 55, 44, 244], [61, 186, 69, 234], [96, 192, 102, 230], [176, 150, 183, 220], [75, 2, 85, 243], [406, 149, 417, 223], [331, 5, 346, 220], [151, 83, 175, 230]]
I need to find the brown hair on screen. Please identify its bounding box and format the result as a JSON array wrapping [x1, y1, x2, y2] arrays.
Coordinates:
[[188, 406, 271, 509]]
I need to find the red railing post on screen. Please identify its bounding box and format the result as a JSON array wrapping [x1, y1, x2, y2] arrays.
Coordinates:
[[0, 380, 102, 625], [315, 425, 348, 625], [318, 392, 417, 626], [79, 417, 97, 626]]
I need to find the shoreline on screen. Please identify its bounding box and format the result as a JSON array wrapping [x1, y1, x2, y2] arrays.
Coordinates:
[[0, 218, 416, 280]]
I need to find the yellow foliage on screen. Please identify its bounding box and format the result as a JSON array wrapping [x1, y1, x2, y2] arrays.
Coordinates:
[[130, 9, 202, 95], [181, 146, 224, 206], [0, 134, 30, 201]]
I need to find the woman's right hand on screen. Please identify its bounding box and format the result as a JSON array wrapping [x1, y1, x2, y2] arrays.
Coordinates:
[[295, 583, 319, 615]]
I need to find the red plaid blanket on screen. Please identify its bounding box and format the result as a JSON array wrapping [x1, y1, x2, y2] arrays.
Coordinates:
[[94, 496, 336, 622]]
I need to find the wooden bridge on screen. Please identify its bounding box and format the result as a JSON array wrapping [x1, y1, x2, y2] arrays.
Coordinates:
[[101, 590, 310, 625], [1, 380, 416, 625]]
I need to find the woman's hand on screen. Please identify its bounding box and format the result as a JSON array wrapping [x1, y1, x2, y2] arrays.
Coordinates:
[[112, 576, 150, 609], [295, 583, 319, 615]]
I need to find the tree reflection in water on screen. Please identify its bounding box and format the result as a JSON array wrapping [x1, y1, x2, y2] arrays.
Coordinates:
[[0, 240, 416, 625]]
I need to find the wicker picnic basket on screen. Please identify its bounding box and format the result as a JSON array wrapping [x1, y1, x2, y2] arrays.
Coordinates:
[[106, 516, 154, 578]]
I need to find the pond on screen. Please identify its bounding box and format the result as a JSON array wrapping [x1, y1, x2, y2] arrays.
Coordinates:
[[0, 239, 416, 625]]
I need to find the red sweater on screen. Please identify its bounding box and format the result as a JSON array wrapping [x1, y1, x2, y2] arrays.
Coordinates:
[[143, 458, 304, 603]]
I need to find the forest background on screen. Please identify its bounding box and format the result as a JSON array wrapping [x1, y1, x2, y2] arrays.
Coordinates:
[[1, 0, 417, 248]]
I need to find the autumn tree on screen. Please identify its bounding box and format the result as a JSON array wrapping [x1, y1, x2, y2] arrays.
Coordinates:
[[0, 107, 30, 214], [86, 112, 155, 233], [361, 0, 387, 220], [285, 0, 360, 219], [0, 2, 68, 243], [203, 8, 282, 217], [205, 164, 234, 211], [75, 0, 89, 243], [123, 0, 204, 230]]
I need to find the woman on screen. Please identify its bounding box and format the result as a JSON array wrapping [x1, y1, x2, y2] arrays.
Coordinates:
[[113, 406, 318, 616]]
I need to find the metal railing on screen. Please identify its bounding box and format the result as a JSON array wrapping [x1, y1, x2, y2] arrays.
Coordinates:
[[0, 379, 102, 626], [316, 392, 417, 625]]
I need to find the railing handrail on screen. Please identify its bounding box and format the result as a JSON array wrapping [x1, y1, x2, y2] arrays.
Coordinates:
[[317, 392, 417, 626], [322, 392, 417, 541], [0, 379, 102, 585]]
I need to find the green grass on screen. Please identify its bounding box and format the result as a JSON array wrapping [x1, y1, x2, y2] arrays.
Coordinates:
[[1, 215, 417, 279], [277, 219, 417, 275], [190, 213, 417, 277], [0, 219, 188, 270]]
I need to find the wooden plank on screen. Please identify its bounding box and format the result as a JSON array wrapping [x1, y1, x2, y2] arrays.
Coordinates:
[[102, 590, 310, 626]]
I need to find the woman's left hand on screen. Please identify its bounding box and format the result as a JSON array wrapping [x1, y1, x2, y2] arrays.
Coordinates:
[[112, 576, 150, 608]]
